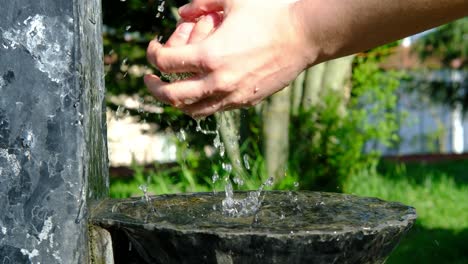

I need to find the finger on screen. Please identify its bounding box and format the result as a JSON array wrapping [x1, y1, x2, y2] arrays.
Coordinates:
[[145, 74, 214, 107], [180, 95, 226, 118], [165, 22, 195, 47], [144, 74, 175, 105], [179, 0, 228, 21], [146, 41, 204, 73], [188, 13, 223, 43], [176, 18, 186, 27]]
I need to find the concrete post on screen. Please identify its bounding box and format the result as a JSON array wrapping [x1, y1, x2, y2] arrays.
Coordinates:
[[0, 0, 108, 263]]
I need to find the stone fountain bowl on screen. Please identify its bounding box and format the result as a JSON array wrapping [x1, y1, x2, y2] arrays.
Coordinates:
[[91, 191, 416, 264]]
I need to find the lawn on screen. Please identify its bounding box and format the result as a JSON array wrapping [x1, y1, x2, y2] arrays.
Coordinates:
[[343, 159, 468, 264]]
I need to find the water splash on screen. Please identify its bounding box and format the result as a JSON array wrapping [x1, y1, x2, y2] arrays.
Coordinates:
[[139, 184, 159, 218], [221, 176, 274, 217]]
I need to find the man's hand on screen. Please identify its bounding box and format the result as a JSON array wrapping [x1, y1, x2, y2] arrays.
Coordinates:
[[145, 0, 311, 118]]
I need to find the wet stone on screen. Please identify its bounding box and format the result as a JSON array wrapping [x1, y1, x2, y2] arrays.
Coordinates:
[[91, 191, 416, 264]]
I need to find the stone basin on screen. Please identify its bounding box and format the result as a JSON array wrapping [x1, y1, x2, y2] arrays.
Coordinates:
[[91, 191, 416, 264]]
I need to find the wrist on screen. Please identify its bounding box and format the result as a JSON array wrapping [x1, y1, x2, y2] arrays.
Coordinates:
[[289, 0, 325, 68]]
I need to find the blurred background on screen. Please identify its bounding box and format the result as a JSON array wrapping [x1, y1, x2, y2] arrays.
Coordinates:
[[102, 1, 467, 263]]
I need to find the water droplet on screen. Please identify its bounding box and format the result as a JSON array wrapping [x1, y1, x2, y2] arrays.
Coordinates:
[[233, 176, 244, 186], [116, 105, 125, 119], [212, 171, 219, 183], [213, 132, 225, 157], [265, 177, 274, 187], [137, 98, 145, 113], [293, 182, 299, 188], [177, 129, 186, 141], [222, 163, 232, 174], [243, 154, 250, 170], [157, 1, 165, 12], [125, 25, 131, 31]]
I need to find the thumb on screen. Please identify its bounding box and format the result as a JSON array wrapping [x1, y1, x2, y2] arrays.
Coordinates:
[[179, 0, 229, 21]]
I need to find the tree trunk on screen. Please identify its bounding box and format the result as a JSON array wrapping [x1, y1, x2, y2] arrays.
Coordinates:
[[302, 56, 355, 113], [321, 55, 355, 114], [262, 86, 291, 180], [215, 111, 248, 181], [291, 71, 306, 116], [302, 63, 326, 110]]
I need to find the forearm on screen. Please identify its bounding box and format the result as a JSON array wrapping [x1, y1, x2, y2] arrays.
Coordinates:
[[293, 0, 468, 65]]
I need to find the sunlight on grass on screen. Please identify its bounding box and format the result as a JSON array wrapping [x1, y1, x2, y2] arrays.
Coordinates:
[[343, 161, 468, 264], [343, 165, 468, 230]]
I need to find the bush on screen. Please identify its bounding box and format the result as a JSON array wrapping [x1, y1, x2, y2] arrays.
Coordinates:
[[289, 47, 402, 191]]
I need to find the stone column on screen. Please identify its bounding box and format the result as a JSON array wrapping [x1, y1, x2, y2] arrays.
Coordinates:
[[0, 0, 108, 263]]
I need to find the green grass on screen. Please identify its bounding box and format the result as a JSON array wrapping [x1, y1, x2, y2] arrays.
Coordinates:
[[110, 158, 468, 263], [109, 153, 284, 198], [343, 160, 468, 264]]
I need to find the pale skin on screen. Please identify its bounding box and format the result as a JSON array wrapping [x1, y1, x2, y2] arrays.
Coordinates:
[[145, 0, 468, 118]]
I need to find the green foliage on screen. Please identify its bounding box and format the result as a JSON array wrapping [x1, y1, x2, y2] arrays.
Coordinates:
[[289, 49, 401, 190], [409, 17, 468, 111], [413, 18, 468, 68], [344, 160, 468, 263]]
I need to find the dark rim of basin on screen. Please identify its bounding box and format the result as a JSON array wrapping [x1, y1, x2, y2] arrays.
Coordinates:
[[91, 190, 417, 238]]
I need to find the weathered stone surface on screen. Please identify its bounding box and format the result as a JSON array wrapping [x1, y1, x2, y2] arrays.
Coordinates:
[[88, 226, 114, 264], [92, 191, 416, 264], [0, 0, 107, 263]]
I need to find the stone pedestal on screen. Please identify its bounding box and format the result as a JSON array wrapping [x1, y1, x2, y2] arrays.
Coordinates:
[[92, 191, 416, 264], [0, 1, 108, 263]]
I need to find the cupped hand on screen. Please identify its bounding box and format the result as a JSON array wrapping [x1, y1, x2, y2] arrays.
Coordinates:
[[145, 0, 313, 117]]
